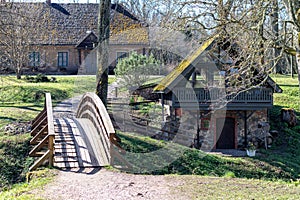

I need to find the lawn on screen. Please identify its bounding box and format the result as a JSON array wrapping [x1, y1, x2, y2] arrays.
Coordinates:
[[171, 175, 300, 199], [271, 74, 300, 111]]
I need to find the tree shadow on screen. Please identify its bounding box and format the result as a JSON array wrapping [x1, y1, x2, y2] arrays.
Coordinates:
[[0, 105, 43, 112]]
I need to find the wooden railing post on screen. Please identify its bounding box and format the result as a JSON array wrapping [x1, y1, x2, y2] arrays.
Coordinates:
[[48, 134, 55, 167]]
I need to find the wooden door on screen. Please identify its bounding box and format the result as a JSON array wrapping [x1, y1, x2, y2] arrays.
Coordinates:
[[216, 118, 235, 149]]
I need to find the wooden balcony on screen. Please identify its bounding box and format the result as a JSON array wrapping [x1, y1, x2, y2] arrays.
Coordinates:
[[172, 87, 273, 110]]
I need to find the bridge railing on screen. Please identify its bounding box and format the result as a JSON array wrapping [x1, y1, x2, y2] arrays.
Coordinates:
[[29, 93, 55, 171], [76, 92, 130, 167]]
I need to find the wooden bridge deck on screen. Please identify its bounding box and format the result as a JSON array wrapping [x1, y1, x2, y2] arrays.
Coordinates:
[[54, 117, 109, 168], [29, 93, 128, 171]]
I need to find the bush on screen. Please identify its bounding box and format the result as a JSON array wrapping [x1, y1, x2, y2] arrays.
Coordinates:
[[24, 74, 57, 83], [115, 52, 161, 89]]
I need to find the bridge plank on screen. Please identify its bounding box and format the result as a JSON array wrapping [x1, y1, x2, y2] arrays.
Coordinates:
[[53, 117, 109, 168]]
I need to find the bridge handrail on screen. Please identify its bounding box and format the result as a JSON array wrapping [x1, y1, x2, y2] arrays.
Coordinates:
[[29, 93, 55, 171], [76, 92, 115, 135], [76, 92, 127, 166]]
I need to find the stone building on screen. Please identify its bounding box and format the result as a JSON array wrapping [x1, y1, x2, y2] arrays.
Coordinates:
[[152, 35, 282, 150]]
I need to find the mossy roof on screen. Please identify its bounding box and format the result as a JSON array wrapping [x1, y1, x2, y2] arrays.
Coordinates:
[[153, 34, 218, 93], [1, 3, 147, 46]]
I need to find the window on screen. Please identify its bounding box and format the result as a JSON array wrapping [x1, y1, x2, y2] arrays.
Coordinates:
[[29, 52, 40, 67], [116, 51, 128, 63], [58, 52, 68, 68], [201, 118, 210, 130]]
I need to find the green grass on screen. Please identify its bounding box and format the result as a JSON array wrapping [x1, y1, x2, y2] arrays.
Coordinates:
[[115, 132, 296, 180], [0, 168, 56, 200], [271, 74, 300, 111], [171, 175, 300, 199]]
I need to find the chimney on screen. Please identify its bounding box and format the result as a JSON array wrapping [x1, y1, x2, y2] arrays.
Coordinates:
[[46, 0, 51, 5]]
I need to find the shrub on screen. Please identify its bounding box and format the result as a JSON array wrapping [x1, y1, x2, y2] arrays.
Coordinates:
[[24, 74, 57, 83], [115, 52, 161, 89]]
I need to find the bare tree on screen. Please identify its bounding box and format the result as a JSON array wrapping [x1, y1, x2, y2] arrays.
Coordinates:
[[282, 0, 300, 91], [0, 3, 35, 79], [155, 0, 285, 96], [0, 2, 44, 79]]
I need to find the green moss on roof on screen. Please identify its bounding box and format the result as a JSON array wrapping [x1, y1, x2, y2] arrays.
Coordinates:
[[153, 34, 218, 92]]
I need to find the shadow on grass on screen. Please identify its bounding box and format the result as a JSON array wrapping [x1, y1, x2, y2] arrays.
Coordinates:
[[279, 85, 299, 87], [114, 131, 298, 181], [0, 105, 42, 112], [0, 116, 17, 121]]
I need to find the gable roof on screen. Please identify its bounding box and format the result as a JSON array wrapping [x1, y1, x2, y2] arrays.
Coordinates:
[[153, 34, 218, 93], [153, 34, 283, 94], [75, 31, 98, 49], [2, 3, 148, 46]]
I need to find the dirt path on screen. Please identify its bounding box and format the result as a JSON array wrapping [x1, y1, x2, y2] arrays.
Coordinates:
[[37, 169, 185, 200]]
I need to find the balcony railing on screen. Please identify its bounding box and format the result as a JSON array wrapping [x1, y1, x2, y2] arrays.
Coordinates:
[[172, 87, 273, 106]]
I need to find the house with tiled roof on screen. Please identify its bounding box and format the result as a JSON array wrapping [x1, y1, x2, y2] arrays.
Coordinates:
[[0, 1, 149, 74]]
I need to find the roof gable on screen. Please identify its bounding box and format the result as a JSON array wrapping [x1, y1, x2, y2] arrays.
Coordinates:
[[153, 34, 218, 93], [76, 31, 98, 49], [153, 34, 283, 94]]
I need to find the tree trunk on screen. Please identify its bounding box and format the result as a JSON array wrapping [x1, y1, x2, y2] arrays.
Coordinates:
[[296, 50, 300, 93], [272, 0, 281, 73], [16, 72, 21, 79], [96, 0, 111, 107]]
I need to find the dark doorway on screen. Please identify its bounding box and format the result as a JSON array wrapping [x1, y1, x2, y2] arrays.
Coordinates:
[[216, 117, 235, 149]]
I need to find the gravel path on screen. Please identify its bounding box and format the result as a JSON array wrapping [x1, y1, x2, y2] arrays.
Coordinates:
[[46, 87, 184, 200], [38, 169, 183, 200]]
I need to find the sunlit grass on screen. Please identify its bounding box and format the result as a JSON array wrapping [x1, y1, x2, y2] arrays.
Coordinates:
[[0, 168, 56, 200]]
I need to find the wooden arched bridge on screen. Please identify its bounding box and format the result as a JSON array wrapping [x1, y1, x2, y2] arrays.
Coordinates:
[[28, 93, 126, 171]]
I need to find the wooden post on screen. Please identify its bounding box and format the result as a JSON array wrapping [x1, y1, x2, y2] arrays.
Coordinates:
[[123, 110, 125, 132], [244, 110, 247, 148], [196, 110, 200, 149], [115, 87, 118, 98], [48, 134, 55, 167], [161, 93, 164, 125]]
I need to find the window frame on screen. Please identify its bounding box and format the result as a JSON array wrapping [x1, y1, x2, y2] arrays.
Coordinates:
[[29, 52, 40, 67], [57, 52, 68, 68]]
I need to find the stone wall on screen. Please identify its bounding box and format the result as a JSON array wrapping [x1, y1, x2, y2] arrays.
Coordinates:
[[171, 108, 269, 150]]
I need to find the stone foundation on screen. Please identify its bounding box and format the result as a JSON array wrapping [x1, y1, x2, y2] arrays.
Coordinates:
[[170, 108, 269, 150]]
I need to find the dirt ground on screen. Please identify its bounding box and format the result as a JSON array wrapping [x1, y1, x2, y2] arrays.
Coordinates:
[[37, 168, 186, 200]]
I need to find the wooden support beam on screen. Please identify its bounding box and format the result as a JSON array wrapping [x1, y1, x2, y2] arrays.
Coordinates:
[[30, 115, 47, 137], [30, 125, 48, 145], [29, 135, 50, 157], [31, 109, 46, 129], [29, 150, 50, 171]]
